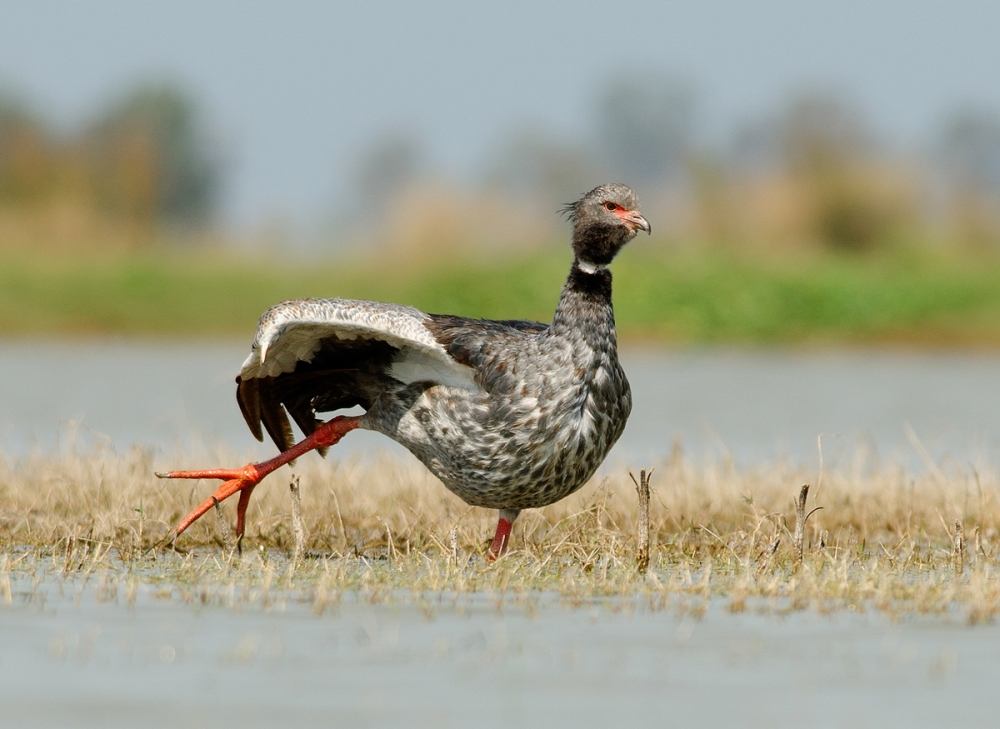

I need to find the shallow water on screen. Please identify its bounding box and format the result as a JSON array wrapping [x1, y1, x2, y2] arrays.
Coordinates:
[[1, 575, 996, 729], [2, 340, 1000, 469]]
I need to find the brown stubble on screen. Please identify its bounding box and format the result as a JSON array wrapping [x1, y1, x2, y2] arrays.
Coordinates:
[[2, 444, 1000, 619]]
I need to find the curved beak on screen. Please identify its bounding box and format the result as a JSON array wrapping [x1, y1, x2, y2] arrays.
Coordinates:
[[625, 210, 651, 234]]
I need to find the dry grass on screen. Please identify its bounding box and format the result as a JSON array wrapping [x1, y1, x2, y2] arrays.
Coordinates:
[[3, 444, 1000, 621]]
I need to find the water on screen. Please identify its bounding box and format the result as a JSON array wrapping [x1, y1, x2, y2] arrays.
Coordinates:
[[1, 579, 996, 729], [2, 340, 1000, 468]]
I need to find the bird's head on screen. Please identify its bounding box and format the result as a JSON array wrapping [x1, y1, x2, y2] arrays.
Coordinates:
[[562, 183, 650, 270]]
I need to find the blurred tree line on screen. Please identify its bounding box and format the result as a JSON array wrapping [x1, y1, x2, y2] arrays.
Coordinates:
[[6, 73, 1000, 256], [353, 72, 1000, 256], [0, 82, 221, 249]]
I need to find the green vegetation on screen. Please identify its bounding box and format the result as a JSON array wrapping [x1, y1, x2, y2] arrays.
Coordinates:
[[3, 246, 1000, 345]]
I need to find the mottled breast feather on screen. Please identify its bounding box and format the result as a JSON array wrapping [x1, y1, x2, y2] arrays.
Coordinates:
[[363, 269, 631, 511]]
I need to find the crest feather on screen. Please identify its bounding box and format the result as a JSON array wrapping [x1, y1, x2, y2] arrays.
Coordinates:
[[560, 200, 580, 222]]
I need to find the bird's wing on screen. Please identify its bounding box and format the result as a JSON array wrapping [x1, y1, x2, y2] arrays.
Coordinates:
[[424, 314, 548, 387], [236, 298, 480, 452]]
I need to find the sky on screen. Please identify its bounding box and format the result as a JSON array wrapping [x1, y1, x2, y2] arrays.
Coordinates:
[[1, 0, 998, 230]]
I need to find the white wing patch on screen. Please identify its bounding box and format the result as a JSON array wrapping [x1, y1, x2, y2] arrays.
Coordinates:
[[388, 349, 478, 390], [238, 298, 479, 392]]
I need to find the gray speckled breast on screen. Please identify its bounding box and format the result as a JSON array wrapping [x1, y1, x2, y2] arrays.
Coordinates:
[[363, 271, 631, 510]]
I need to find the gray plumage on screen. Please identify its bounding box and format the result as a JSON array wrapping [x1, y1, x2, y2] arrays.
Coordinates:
[[235, 183, 648, 515]]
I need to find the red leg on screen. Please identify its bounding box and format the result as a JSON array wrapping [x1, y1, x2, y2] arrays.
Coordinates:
[[235, 486, 256, 542], [157, 415, 360, 543], [487, 508, 520, 560]]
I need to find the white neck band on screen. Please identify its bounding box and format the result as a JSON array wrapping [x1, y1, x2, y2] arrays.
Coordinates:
[[576, 261, 607, 275]]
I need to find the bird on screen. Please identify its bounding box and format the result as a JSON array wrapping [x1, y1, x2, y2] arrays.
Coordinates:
[[157, 183, 650, 559]]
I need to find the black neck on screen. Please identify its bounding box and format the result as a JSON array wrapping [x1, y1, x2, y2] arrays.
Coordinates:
[[549, 259, 615, 336], [571, 222, 630, 267], [568, 260, 612, 297]]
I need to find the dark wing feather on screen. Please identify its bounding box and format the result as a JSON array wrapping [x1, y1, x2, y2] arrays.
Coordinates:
[[424, 314, 547, 370], [256, 377, 295, 453], [234, 298, 489, 454], [282, 386, 326, 457], [236, 377, 263, 441], [237, 336, 398, 454]]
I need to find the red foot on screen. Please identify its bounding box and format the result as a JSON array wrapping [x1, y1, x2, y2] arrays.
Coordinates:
[[487, 509, 520, 560], [157, 415, 360, 543]]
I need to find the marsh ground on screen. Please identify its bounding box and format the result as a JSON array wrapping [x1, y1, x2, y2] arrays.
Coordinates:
[[3, 343, 999, 613], [3, 447, 1000, 728], [3, 344, 1000, 725]]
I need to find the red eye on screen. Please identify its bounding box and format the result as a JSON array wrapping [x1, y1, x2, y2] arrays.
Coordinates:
[[603, 202, 618, 212]]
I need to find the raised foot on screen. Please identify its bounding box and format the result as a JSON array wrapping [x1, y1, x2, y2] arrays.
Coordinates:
[[158, 466, 263, 544], [155, 465, 260, 482], [156, 415, 361, 545]]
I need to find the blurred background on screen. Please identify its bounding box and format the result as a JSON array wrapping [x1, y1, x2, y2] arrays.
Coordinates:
[[2, 0, 1000, 257], [3, 0, 1000, 464]]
